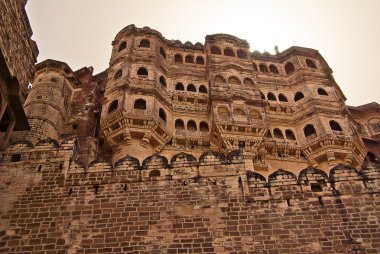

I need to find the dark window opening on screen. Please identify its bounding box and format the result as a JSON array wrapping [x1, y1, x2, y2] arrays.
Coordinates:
[[311, 183, 323, 192], [196, 56, 205, 64], [259, 64, 268, 72], [59, 163, 63, 170], [260, 92, 265, 100], [285, 129, 296, 140], [294, 92, 304, 102], [304, 124, 317, 137], [224, 48, 235, 57], [278, 94, 288, 102], [137, 67, 148, 76], [38, 165, 42, 172], [149, 170, 161, 177], [118, 41, 127, 52], [366, 152, 379, 163], [134, 99, 146, 110], [267, 92, 276, 101], [51, 77, 58, 83], [94, 185, 99, 194], [187, 120, 197, 132], [237, 49, 248, 59], [68, 188, 73, 196], [269, 64, 279, 73], [72, 124, 78, 130], [11, 154, 21, 162], [108, 100, 118, 113], [199, 121, 209, 132], [139, 39, 150, 48], [123, 184, 128, 192], [199, 85, 207, 93], [329, 120, 342, 131], [174, 54, 183, 63], [252, 62, 258, 71], [306, 59, 317, 68], [317, 88, 328, 96], [159, 76, 167, 87], [187, 84, 196, 92], [114, 69, 122, 80], [175, 83, 184, 91], [211, 46, 222, 55], [175, 119, 185, 130], [159, 108, 166, 122], [273, 128, 284, 139], [239, 141, 245, 149], [318, 196, 324, 206], [160, 47, 166, 58], [185, 55, 194, 63], [285, 62, 295, 74]]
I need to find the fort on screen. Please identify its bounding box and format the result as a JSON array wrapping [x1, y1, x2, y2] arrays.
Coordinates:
[[0, 1, 380, 253]]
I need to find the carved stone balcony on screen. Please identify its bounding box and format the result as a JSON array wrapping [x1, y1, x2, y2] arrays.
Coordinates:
[[301, 133, 367, 168], [100, 108, 172, 153]]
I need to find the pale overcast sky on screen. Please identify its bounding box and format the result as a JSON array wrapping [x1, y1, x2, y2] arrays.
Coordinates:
[[26, 0, 380, 106]]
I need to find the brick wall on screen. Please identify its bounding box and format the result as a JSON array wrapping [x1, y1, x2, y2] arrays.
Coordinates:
[[0, 142, 379, 253]]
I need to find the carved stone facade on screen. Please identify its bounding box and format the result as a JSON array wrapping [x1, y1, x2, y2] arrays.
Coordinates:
[[1, 23, 380, 253]]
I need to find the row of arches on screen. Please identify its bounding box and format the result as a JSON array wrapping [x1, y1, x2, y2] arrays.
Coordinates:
[[217, 106, 261, 120], [174, 119, 209, 132], [174, 54, 205, 65], [210, 46, 248, 59], [174, 83, 207, 93], [214, 75, 255, 87], [303, 120, 343, 138], [253, 59, 317, 75], [261, 88, 328, 102], [267, 128, 296, 141]]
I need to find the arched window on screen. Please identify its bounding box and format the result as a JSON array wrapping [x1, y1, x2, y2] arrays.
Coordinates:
[[175, 82, 184, 91], [278, 94, 288, 102], [294, 92, 304, 102], [250, 109, 261, 119], [214, 75, 227, 86], [114, 69, 122, 80], [108, 100, 118, 113], [252, 62, 258, 71], [273, 128, 284, 139], [174, 54, 183, 63], [224, 48, 235, 57], [159, 76, 166, 87], [185, 55, 194, 63], [228, 76, 241, 86], [260, 92, 265, 100], [199, 85, 207, 93], [285, 129, 296, 140], [11, 154, 21, 162], [306, 59, 317, 68], [237, 49, 248, 59], [175, 119, 185, 130], [267, 92, 276, 101], [218, 107, 230, 118], [285, 62, 295, 74], [196, 56, 204, 65], [137, 67, 148, 76], [269, 64, 279, 73], [160, 47, 166, 58], [243, 78, 254, 87], [134, 99, 146, 110], [139, 39, 150, 48], [159, 108, 166, 122], [234, 109, 246, 117], [200, 121, 209, 132], [187, 120, 197, 132], [211, 46, 222, 55], [259, 64, 268, 72], [317, 88, 328, 96], [118, 41, 127, 52], [187, 84, 196, 92], [329, 120, 342, 131], [304, 124, 317, 137]]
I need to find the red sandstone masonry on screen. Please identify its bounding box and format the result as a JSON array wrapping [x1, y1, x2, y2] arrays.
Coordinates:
[[0, 142, 379, 253]]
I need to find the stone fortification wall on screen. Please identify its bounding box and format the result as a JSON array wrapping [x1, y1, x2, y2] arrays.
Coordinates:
[[0, 141, 379, 254]]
